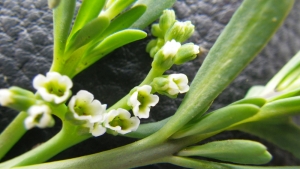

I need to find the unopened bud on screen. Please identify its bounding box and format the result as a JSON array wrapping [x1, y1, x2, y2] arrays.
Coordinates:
[[152, 40, 181, 71], [159, 9, 176, 34], [165, 21, 194, 43], [174, 43, 200, 65], [0, 87, 36, 111], [151, 24, 164, 38]]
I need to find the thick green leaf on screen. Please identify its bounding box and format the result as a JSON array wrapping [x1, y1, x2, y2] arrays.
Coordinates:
[[172, 104, 260, 139], [73, 29, 147, 76], [131, 0, 176, 29], [230, 97, 266, 107], [103, 0, 136, 20], [236, 119, 300, 159], [165, 156, 299, 169], [50, 0, 76, 72], [91, 29, 147, 55], [66, 16, 110, 54], [178, 140, 272, 165], [97, 5, 147, 42], [251, 96, 300, 121], [154, 0, 294, 140], [262, 51, 300, 96], [69, 0, 106, 39], [245, 85, 265, 98]]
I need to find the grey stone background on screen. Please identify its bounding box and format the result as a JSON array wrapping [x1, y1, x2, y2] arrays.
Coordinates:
[[0, 0, 300, 168]]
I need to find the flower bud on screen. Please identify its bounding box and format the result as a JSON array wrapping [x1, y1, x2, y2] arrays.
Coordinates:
[[148, 38, 165, 58], [152, 74, 189, 98], [146, 39, 158, 53], [165, 21, 194, 43], [174, 43, 200, 65], [151, 24, 164, 38], [48, 0, 61, 9], [0, 87, 36, 111], [152, 40, 181, 71], [159, 9, 176, 34]]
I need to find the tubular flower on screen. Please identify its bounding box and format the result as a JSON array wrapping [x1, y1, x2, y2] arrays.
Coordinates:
[[68, 90, 106, 124], [104, 108, 140, 135], [84, 121, 107, 137], [33, 72, 73, 104], [127, 85, 159, 119], [167, 74, 190, 95], [0, 89, 13, 106], [24, 104, 54, 130]]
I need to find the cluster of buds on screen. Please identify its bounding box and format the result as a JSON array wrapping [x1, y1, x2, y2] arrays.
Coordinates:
[[146, 9, 200, 71]]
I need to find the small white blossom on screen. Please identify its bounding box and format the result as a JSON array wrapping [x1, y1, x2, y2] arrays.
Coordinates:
[[193, 45, 200, 54], [24, 105, 54, 130], [167, 74, 189, 95], [0, 89, 13, 106], [68, 90, 106, 124], [33, 72, 73, 104], [84, 122, 106, 137], [127, 85, 159, 119], [162, 40, 181, 58], [104, 108, 140, 135]]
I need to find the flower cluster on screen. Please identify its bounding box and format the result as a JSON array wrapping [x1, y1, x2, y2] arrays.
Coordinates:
[[67, 90, 140, 136]]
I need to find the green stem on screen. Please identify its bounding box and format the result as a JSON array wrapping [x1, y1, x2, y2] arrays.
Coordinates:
[[11, 134, 189, 169], [12, 128, 216, 169], [0, 122, 90, 169], [0, 112, 27, 160]]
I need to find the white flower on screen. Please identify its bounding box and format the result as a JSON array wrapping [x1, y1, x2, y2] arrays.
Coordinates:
[[162, 40, 181, 58], [104, 108, 140, 135], [24, 105, 54, 130], [68, 90, 106, 124], [167, 74, 189, 95], [33, 72, 73, 104], [84, 122, 106, 137], [127, 85, 159, 119], [0, 89, 13, 106]]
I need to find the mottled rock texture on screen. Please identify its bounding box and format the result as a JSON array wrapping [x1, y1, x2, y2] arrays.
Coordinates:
[[0, 0, 300, 168]]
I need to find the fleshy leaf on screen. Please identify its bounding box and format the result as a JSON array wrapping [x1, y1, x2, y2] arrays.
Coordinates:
[[102, 0, 136, 20], [230, 97, 266, 107], [165, 156, 299, 169], [69, 0, 106, 38], [131, 0, 177, 29], [66, 16, 110, 54], [98, 5, 147, 42], [177, 140, 272, 165], [262, 51, 300, 96], [76, 29, 147, 74], [172, 104, 260, 139], [236, 119, 300, 159]]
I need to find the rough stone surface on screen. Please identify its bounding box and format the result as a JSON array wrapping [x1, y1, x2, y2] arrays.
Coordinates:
[[0, 0, 300, 168]]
